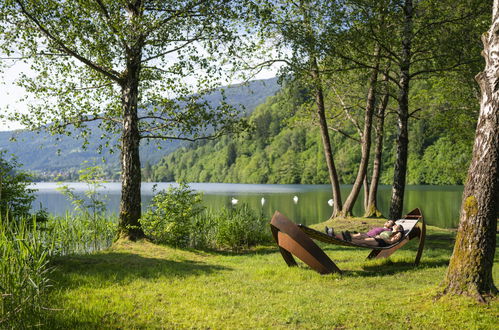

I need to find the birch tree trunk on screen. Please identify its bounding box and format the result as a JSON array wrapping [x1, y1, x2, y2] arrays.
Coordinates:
[[442, 2, 499, 301], [389, 0, 413, 220], [314, 77, 343, 217], [365, 83, 389, 218], [118, 34, 145, 240], [341, 46, 380, 216]]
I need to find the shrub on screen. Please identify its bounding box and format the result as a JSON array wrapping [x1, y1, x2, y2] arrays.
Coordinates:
[[140, 183, 204, 247], [212, 205, 272, 250], [193, 204, 272, 251], [0, 153, 36, 219]]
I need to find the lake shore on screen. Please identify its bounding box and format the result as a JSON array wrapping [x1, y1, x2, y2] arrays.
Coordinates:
[[29, 182, 464, 228]]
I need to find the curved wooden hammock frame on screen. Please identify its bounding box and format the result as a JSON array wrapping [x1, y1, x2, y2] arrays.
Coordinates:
[[270, 208, 426, 274]]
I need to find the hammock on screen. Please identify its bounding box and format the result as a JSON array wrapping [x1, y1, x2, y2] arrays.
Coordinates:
[[269, 208, 426, 274]]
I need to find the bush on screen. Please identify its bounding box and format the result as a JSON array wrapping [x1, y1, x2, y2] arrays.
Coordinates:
[[140, 183, 204, 247], [192, 204, 272, 251], [0, 153, 36, 219]]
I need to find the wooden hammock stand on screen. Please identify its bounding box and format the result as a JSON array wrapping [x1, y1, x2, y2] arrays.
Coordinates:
[[269, 208, 426, 274]]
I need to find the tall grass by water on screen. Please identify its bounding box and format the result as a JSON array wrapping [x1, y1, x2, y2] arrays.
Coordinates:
[[42, 213, 117, 256], [0, 214, 116, 328], [0, 217, 51, 327]]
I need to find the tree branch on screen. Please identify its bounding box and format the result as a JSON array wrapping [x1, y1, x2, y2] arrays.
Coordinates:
[[331, 85, 362, 136], [140, 132, 225, 142], [409, 59, 478, 78], [142, 34, 204, 63], [15, 0, 122, 83], [93, 0, 129, 52], [328, 125, 360, 143]]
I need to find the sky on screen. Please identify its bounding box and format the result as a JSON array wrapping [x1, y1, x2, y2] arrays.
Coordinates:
[[0, 60, 33, 131], [0, 58, 279, 132]]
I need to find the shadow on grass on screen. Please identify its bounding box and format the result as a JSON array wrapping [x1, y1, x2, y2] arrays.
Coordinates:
[[193, 244, 278, 257], [287, 258, 451, 278], [269, 231, 461, 277], [50, 252, 231, 290], [354, 258, 450, 276]]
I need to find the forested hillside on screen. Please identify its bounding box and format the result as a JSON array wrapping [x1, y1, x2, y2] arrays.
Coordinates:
[[0, 78, 280, 180], [151, 76, 477, 185]]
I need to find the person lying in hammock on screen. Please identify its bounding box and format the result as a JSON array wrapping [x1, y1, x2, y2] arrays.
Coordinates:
[[326, 224, 405, 247], [325, 220, 395, 240]]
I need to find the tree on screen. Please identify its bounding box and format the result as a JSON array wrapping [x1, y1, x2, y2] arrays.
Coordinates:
[[442, 2, 498, 301], [364, 72, 390, 217], [1, 1, 247, 239], [331, 46, 381, 217], [335, 0, 489, 219], [385, 0, 489, 219], [0, 152, 35, 218], [253, 0, 345, 217]]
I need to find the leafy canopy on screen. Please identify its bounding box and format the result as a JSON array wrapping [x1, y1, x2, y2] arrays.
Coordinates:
[[0, 0, 250, 143]]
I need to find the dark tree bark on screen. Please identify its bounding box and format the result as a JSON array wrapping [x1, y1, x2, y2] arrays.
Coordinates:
[[442, 3, 499, 301], [389, 0, 413, 220], [363, 175, 369, 212], [118, 87, 144, 240], [341, 46, 380, 217], [365, 79, 389, 218], [116, 4, 146, 240]]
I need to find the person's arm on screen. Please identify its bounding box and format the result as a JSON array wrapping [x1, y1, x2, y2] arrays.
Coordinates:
[[385, 232, 402, 244]]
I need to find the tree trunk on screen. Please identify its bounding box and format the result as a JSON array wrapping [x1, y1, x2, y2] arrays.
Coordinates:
[[363, 175, 369, 212], [117, 45, 145, 240], [365, 75, 389, 218], [341, 46, 380, 217], [442, 4, 499, 301], [315, 83, 343, 218], [389, 0, 413, 220]]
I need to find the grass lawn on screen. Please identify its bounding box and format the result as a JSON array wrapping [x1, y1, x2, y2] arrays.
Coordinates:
[[42, 217, 498, 329]]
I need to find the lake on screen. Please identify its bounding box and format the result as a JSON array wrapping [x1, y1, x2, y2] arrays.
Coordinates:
[[29, 182, 463, 228]]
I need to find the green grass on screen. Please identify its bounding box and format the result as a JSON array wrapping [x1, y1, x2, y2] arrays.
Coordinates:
[[40, 222, 498, 329]]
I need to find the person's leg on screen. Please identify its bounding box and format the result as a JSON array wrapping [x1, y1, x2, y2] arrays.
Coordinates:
[[351, 232, 369, 238], [350, 237, 379, 247]]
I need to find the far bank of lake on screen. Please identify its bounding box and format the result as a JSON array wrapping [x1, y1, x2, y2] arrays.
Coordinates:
[[29, 182, 463, 228]]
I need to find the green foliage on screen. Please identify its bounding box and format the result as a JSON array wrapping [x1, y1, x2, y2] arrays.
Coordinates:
[[0, 210, 116, 328], [419, 137, 471, 185], [200, 205, 272, 251], [57, 163, 110, 250], [42, 214, 117, 256], [0, 153, 35, 218], [0, 216, 52, 328], [140, 183, 205, 247], [152, 83, 476, 186], [140, 184, 271, 250], [57, 163, 108, 220]]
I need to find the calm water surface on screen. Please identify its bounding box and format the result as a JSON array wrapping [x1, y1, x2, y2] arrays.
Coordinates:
[[30, 182, 463, 228]]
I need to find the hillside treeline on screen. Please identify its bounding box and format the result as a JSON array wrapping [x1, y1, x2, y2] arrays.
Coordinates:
[[150, 76, 475, 186]]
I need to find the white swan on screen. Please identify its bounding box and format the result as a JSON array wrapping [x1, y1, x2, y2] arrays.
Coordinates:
[[231, 197, 238, 205]]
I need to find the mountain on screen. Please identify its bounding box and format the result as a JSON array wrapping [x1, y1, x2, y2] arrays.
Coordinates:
[[0, 77, 280, 179], [150, 82, 473, 186]]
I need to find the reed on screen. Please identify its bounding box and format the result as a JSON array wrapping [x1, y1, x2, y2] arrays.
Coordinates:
[[0, 216, 52, 328], [40, 213, 117, 256], [0, 213, 117, 328]]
